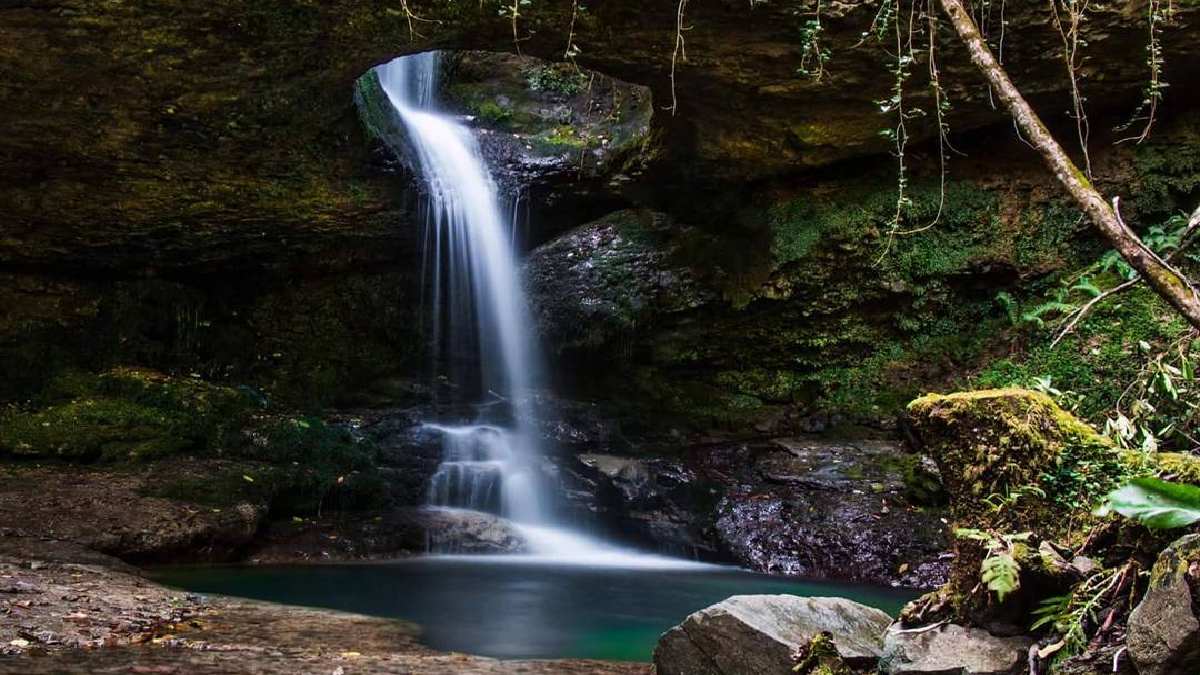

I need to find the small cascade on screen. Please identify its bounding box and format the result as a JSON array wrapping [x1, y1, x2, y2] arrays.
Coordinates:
[[423, 424, 545, 523]]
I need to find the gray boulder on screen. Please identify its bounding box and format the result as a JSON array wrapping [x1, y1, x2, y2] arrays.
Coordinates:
[[879, 623, 1033, 675], [1128, 534, 1200, 675], [409, 507, 529, 554], [653, 594, 892, 675]]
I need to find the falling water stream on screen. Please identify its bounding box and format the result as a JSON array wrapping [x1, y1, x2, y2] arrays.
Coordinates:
[[376, 53, 695, 566]]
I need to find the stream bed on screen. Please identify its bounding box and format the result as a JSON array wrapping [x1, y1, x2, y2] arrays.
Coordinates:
[[152, 558, 917, 662]]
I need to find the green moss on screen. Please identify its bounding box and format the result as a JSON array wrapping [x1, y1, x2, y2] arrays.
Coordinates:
[[0, 368, 255, 462], [523, 63, 587, 97], [531, 125, 590, 152], [1149, 452, 1200, 485], [973, 285, 1188, 422], [1132, 115, 1200, 218], [908, 389, 1126, 520], [353, 70, 395, 142], [770, 180, 1001, 281], [907, 389, 1129, 623], [474, 99, 512, 125], [146, 414, 384, 516], [151, 461, 387, 517], [242, 415, 376, 470], [792, 631, 851, 675]]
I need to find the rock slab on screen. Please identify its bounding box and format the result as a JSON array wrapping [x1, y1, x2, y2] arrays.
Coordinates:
[[653, 595, 892, 675], [879, 623, 1033, 675], [1128, 534, 1200, 675]]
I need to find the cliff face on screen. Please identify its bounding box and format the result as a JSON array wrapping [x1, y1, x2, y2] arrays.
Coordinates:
[[2, 0, 1199, 407], [4, 0, 1198, 268]]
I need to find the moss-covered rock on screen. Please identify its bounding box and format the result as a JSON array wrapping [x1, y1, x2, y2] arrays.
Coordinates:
[[0, 368, 255, 462], [904, 389, 1129, 626], [1154, 452, 1200, 485], [907, 389, 1126, 524], [1127, 534, 1200, 675]]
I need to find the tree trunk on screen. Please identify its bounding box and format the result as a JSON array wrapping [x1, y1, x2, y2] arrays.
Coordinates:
[[937, 0, 1200, 330]]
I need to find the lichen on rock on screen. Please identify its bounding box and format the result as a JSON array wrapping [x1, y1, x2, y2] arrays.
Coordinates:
[[0, 367, 255, 462], [903, 389, 1129, 625]]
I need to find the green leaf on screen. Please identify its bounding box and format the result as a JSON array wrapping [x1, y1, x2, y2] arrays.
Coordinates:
[[1030, 595, 1069, 631], [1097, 477, 1200, 529], [981, 553, 1021, 602]]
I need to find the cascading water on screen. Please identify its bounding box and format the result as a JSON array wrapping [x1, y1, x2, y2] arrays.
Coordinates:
[[375, 53, 698, 567], [376, 51, 546, 524]]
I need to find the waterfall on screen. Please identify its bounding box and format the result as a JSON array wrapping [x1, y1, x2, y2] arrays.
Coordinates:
[[377, 52, 548, 524], [374, 53, 708, 568]]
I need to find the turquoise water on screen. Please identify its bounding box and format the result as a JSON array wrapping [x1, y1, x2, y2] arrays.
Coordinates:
[[152, 558, 915, 662]]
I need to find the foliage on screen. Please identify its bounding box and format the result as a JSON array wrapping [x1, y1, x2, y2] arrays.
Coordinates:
[[524, 63, 587, 97], [1097, 476, 1200, 529], [995, 291, 1075, 330], [794, 0, 830, 81], [150, 415, 384, 516], [954, 528, 1031, 602], [474, 99, 512, 125], [791, 631, 850, 675], [1029, 565, 1130, 664], [0, 368, 256, 462], [975, 211, 1198, 452]]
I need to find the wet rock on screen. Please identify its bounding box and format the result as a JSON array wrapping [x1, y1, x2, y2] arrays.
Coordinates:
[[578, 454, 652, 502], [1127, 534, 1200, 675], [367, 416, 444, 506], [879, 623, 1034, 675], [517, 394, 626, 453], [523, 209, 714, 356], [557, 452, 721, 559], [411, 507, 529, 554], [711, 439, 949, 587], [653, 595, 892, 675], [556, 435, 949, 585]]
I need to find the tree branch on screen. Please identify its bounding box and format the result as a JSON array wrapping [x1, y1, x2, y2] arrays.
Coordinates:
[[1051, 201, 1200, 346], [937, 0, 1200, 330]]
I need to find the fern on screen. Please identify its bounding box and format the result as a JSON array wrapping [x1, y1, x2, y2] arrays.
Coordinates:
[[1070, 276, 1102, 298], [996, 291, 1020, 326], [1021, 301, 1075, 328], [981, 553, 1021, 602], [954, 529, 1032, 603], [1031, 594, 1070, 630]]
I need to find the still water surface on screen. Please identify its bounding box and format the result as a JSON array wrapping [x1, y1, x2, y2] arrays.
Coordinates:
[[153, 558, 916, 662]]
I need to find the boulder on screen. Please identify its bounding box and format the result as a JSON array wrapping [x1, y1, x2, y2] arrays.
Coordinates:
[[879, 623, 1033, 675], [410, 507, 530, 554], [1127, 534, 1200, 675], [712, 439, 950, 588], [904, 390, 1125, 624], [653, 595, 892, 675]]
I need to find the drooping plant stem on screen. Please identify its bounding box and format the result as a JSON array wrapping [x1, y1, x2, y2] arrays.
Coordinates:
[[937, 0, 1200, 330]]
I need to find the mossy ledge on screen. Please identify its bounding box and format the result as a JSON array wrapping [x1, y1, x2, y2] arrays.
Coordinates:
[[904, 389, 1129, 626]]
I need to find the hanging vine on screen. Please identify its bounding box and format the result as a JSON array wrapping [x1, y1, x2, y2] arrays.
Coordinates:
[[907, 0, 956, 234], [796, 0, 831, 81], [499, 0, 532, 54], [1116, 0, 1174, 144], [1049, 0, 1093, 178], [395, 0, 437, 41], [564, 0, 583, 65], [665, 0, 691, 115], [874, 0, 920, 264]]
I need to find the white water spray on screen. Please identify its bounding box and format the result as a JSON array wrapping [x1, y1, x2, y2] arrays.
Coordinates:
[[376, 53, 708, 568]]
